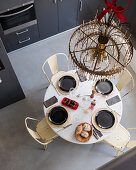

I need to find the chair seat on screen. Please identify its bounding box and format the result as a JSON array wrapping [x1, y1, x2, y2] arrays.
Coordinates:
[[104, 124, 130, 150], [51, 71, 65, 82], [127, 140, 136, 148], [36, 118, 58, 141]]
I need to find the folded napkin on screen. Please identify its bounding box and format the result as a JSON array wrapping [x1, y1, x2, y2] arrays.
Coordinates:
[[76, 70, 87, 82], [43, 96, 58, 108], [106, 95, 121, 106]]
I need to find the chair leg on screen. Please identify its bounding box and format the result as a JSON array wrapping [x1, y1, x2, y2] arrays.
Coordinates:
[[116, 150, 121, 157], [43, 144, 47, 151], [42, 83, 50, 90], [95, 141, 102, 144]]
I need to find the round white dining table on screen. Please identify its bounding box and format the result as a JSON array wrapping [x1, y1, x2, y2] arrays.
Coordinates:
[[44, 70, 123, 144]]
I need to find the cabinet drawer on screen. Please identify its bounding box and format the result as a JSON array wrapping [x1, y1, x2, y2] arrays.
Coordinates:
[[4, 22, 39, 52]]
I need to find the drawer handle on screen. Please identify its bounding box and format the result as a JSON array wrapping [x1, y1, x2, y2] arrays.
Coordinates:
[[19, 37, 30, 44], [16, 29, 28, 35], [80, 0, 83, 11], [0, 77, 2, 84], [53, 0, 57, 4]]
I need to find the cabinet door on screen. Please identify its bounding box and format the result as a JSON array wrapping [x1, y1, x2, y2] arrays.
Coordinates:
[[0, 39, 25, 109], [35, 0, 58, 39], [77, 0, 103, 25], [58, 0, 78, 32], [4, 21, 39, 52]]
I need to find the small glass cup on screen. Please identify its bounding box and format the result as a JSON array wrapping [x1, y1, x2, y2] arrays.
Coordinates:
[[73, 114, 79, 123], [69, 87, 76, 99]]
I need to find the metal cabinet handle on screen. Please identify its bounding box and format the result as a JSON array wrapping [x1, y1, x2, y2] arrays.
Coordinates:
[[0, 77, 2, 84], [53, 0, 57, 4], [19, 37, 30, 44], [16, 28, 28, 35], [80, 0, 83, 11], [0, 5, 34, 18]]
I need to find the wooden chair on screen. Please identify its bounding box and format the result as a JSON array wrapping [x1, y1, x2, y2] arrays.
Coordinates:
[[116, 69, 135, 98], [102, 124, 136, 157], [42, 53, 69, 85], [25, 117, 58, 150]]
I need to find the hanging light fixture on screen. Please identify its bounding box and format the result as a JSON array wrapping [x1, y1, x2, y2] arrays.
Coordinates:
[[69, 0, 133, 80]]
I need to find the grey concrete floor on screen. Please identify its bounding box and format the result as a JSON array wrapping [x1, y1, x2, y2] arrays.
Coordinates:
[[1, 29, 136, 170]]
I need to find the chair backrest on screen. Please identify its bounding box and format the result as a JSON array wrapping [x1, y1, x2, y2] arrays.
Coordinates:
[[36, 118, 58, 141], [25, 117, 40, 139], [42, 53, 69, 83], [25, 117, 48, 145], [116, 69, 134, 98], [104, 124, 130, 150], [47, 54, 58, 75]]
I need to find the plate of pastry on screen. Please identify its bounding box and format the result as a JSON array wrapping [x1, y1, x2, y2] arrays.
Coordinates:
[[75, 122, 93, 143], [61, 97, 79, 110]]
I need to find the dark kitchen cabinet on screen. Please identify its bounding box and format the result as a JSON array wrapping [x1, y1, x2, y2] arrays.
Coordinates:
[[35, 0, 78, 39], [58, 0, 78, 32], [0, 38, 25, 109], [77, 0, 104, 25], [34, 0, 58, 39], [0, 2, 40, 52], [3, 21, 39, 52], [119, 0, 136, 48]]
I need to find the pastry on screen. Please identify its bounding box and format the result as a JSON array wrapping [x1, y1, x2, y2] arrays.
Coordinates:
[[76, 125, 83, 134], [81, 131, 89, 138], [83, 123, 91, 131], [75, 123, 93, 142]]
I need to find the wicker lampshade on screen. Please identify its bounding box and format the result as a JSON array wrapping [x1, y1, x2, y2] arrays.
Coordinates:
[[69, 10, 133, 80]]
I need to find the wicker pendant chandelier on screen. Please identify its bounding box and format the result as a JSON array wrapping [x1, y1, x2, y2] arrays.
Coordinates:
[[69, 0, 133, 80]]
